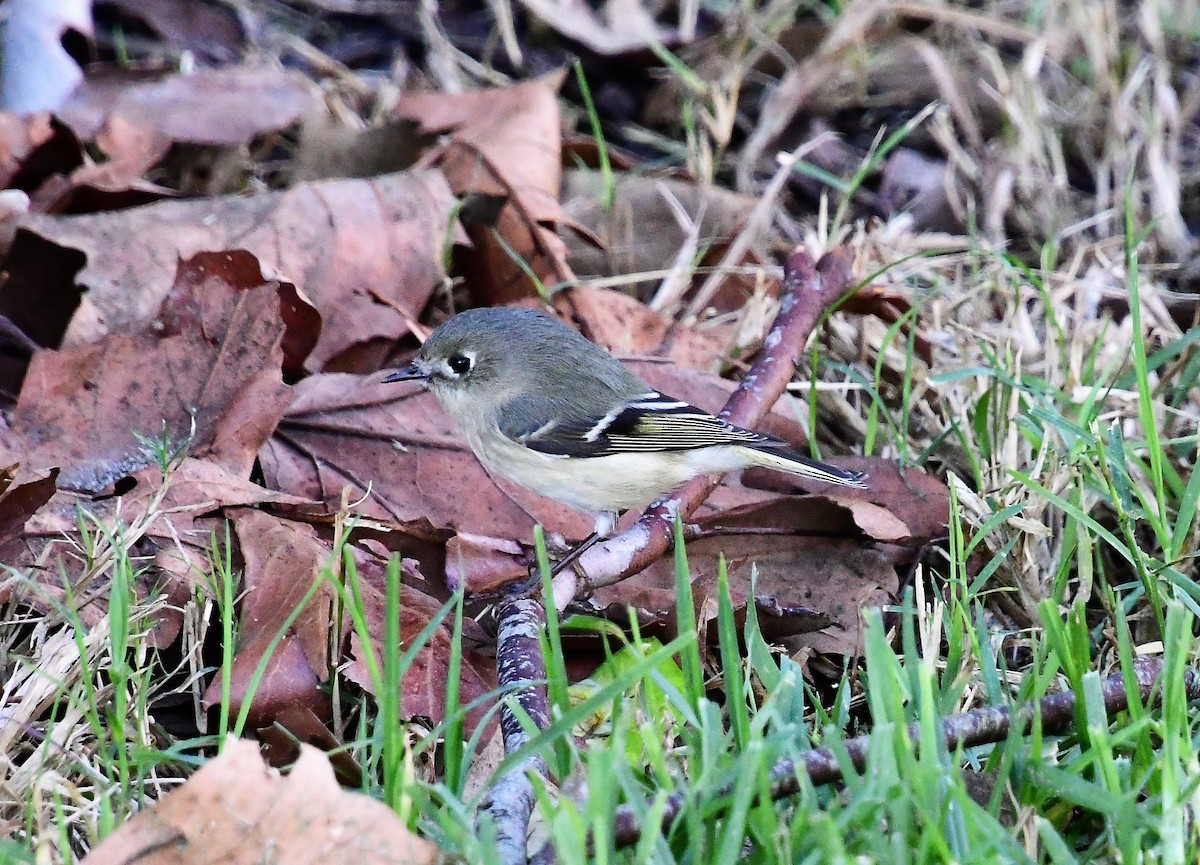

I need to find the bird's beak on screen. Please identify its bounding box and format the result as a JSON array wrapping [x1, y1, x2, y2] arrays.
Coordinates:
[[383, 360, 430, 383]]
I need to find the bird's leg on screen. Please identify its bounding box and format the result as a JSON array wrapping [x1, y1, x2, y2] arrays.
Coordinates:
[[547, 512, 617, 578]]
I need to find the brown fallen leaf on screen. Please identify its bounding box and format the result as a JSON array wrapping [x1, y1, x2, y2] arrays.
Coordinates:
[[516, 0, 681, 56], [736, 460, 950, 545], [839, 283, 935, 366], [443, 532, 531, 596], [341, 545, 497, 733], [396, 75, 590, 304], [0, 464, 57, 564], [202, 510, 339, 726], [589, 521, 904, 659], [79, 738, 438, 865], [59, 66, 314, 147], [0, 456, 312, 650], [5, 171, 459, 369], [558, 286, 734, 373], [258, 703, 363, 784], [203, 509, 496, 735], [0, 252, 293, 493], [159, 249, 321, 380], [96, 0, 246, 62], [586, 460, 948, 657], [0, 112, 82, 190]]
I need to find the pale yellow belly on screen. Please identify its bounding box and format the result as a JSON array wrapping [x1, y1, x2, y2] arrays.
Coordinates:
[[466, 426, 747, 514]]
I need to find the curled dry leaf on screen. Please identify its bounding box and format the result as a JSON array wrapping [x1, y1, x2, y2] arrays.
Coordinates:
[[4, 170, 459, 369], [0, 112, 81, 189], [258, 703, 362, 783], [0, 464, 56, 563], [79, 738, 438, 865], [444, 532, 530, 596], [558, 287, 733, 374], [590, 524, 902, 659], [736, 460, 950, 544], [396, 75, 588, 304]]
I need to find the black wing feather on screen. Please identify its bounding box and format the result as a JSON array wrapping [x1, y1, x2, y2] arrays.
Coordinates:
[[501, 392, 786, 458]]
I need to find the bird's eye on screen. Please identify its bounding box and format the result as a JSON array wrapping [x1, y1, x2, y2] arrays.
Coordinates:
[[448, 354, 473, 375]]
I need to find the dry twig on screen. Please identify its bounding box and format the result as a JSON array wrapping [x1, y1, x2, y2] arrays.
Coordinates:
[[481, 598, 552, 865], [609, 658, 1200, 848]]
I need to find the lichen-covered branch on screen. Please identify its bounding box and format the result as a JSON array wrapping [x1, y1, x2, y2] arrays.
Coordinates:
[[480, 598, 552, 864]]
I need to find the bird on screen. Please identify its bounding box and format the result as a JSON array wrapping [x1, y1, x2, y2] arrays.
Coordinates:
[[385, 307, 868, 570]]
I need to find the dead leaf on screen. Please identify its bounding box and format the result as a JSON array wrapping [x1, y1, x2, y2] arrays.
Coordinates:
[[0, 252, 292, 492], [0, 457, 312, 648], [585, 460, 947, 657], [443, 532, 530, 596], [257, 703, 363, 785], [591, 528, 903, 658], [5, 171, 458, 369], [202, 510, 496, 735], [0, 112, 82, 190], [0, 0, 91, 114], [95, 0, 246, 62], [341, 545, 497, 732], [558, 286, 733, 373], [516, 0, 680, 55], [159, 249, 321, 380], [202, 510, 337, 726], [0, 465, 57, 563], [839, 279, 935, 366], [60, 66, 313, 147], [396, 75, 586, 304], [737, 460, 950, 544], [79, 738, 438, 865]]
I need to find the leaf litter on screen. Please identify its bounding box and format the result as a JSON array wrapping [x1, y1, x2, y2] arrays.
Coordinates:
[[9, 0, 1190, 859]]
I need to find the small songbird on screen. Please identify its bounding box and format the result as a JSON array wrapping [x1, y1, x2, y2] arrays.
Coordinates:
[[385, 307, 867, 564]]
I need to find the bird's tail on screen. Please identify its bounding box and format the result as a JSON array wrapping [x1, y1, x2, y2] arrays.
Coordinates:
[[743, 445, 869, 489]]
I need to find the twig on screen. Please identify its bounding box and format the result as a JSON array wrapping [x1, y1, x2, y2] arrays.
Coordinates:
[[550, 247, 859, 610], [609, 658, 1200, 848], [480, 598, 552, 865]]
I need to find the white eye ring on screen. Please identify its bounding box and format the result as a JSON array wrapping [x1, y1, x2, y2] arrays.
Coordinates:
[[446, 353, 474, 376]]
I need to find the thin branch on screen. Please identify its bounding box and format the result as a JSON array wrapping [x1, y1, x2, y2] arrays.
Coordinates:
[[609, 658, 1200, 848], [480, 597, 552, 865]]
